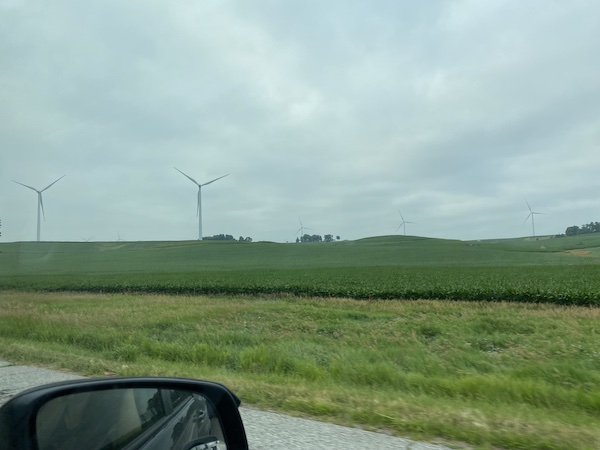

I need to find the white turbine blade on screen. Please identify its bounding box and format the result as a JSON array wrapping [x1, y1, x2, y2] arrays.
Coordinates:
[[39, 193, 45, 220], [522, 213, 532, 225], [174, 167, 200, 186], [12, 180, 39, 192], [525, 200, 533, 212], [201, 174, 229, 187], [41, 174, 66, 192]]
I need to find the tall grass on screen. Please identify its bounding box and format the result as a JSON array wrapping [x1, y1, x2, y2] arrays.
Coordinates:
[[1, 292, 599, 449]]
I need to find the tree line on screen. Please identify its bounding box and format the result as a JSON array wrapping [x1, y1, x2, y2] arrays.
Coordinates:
[[296, 234, 340, 243], [204, 233, 342, 243], [203, 234, 253, 242], [565, 221, 600, 236]]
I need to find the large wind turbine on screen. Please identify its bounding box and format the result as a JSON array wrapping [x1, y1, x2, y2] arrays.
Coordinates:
[[174, 167, 229, 240], [13, 175, 65, 242], [296, 217, 312, 240], [395, 210, 414, 236], [523, 200, 544, 237]]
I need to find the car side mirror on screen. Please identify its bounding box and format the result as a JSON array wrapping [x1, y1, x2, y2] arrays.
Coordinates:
[[0, 377, 248, 450]]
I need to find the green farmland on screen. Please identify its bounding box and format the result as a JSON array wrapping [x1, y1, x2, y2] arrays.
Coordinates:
[[1, 234, 600, 449], [1, 234, 600, 304]]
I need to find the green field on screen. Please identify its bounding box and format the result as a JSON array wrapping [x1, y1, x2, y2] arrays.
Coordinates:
[[2, 234, 600, 304], [1, 234, 600, 449]]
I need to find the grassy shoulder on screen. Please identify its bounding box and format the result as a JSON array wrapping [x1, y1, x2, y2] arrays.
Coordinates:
[[1, 292, 598, 449]]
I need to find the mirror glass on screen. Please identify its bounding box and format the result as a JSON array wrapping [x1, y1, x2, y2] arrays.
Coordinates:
[[35, 387, 226, 450]]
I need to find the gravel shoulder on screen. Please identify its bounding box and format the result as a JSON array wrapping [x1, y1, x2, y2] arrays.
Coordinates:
[[0, 360, 452, 450]]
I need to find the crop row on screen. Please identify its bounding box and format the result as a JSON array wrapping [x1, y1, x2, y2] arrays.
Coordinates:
[[2, 265, 599, 306]]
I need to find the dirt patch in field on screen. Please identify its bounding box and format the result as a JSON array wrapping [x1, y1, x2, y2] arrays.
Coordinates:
[[564, 250, 592, 257]]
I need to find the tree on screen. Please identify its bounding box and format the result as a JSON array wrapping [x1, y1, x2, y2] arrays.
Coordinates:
[[565, 221, 600, 236], [565, 226, 580, 236], [204, 234, 235, 241], [300, 233, 322, 243], [324, 234, 334, 242]]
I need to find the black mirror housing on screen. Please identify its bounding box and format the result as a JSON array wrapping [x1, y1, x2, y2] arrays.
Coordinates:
[[0, 377, 248, 450]]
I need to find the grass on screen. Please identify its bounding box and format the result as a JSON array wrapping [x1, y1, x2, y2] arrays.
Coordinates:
[[2, 235, 600, 305], [2, 234, 600, 448], [1, 291, 599, 449], [2, 233, 600, 277]]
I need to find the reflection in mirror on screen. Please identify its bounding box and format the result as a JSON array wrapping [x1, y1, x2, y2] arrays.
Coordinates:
[[36, 387, 226, 450]]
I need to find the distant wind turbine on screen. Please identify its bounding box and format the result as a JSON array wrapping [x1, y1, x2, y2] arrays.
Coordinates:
[[523, 200, 544, 237], [395, 210, 414, 236], [175, 167, 229, 240], [296, 218, 312, 240], [13, 175, 66, 242]]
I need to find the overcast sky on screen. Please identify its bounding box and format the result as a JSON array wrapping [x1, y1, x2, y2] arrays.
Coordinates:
[[2, 1, 599, 243]]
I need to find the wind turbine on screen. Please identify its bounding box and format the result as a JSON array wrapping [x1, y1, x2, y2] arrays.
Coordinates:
[[13, 175, 66, 242], [395, 210, 414, 236], [174, 167, 229, 240], [523, 200, 544, 237], [296, 217, 312, 241]]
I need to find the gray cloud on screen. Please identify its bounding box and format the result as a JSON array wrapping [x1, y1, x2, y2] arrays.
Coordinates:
[[2, 0, 599, 242]]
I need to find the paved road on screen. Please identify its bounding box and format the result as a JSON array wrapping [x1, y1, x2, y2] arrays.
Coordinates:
[[0, 360, 452, 450]]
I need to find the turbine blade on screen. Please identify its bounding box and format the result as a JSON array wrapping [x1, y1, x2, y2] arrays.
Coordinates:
[[41, 174, 66, 192], [201, 174, 229, 187], [12, 180, 39, 192], [39, 193, 45, 220], [522, 213, 532, 224], [525, 200, 532, 212], [174, 167, 200, 186]]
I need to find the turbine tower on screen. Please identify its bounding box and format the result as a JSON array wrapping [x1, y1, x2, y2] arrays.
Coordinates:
[[395, 210, 414, 236], [13, 175, 65, 242], [175, 167, 229, 240], [523, 200, 543, 237]]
